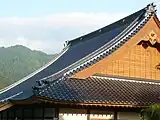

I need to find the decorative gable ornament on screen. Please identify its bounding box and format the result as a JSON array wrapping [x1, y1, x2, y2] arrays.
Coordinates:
[[146, 3, 157, 15], [149, 30, 157, 45]]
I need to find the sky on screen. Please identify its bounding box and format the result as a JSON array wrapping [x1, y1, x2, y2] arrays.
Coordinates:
[[0, 0, 160, 54]]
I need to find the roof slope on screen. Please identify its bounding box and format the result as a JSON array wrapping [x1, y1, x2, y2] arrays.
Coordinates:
[[0, 4, 156, 102], [35, 76, 160, 107]]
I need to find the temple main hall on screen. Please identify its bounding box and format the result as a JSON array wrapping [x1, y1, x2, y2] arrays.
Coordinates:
[[0, 3, 160, 120]]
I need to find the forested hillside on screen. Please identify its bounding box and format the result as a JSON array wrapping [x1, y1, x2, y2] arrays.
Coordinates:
[[0, 45, 55, 89]]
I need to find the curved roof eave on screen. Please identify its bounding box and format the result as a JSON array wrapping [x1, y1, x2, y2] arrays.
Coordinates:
[[0, 45, 70, 94], [40, 5, 154, 83], [0, 3, 157, 102]]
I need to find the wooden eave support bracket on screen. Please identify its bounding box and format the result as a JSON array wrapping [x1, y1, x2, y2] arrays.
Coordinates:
[[0, 101, 13, 112]]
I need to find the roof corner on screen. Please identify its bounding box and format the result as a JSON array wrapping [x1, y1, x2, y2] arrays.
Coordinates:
[[146, 3, 157, 16]]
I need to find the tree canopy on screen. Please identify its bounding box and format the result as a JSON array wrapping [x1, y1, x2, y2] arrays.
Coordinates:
[[0, 45, 56, 89], [141, 104, 160, 120]]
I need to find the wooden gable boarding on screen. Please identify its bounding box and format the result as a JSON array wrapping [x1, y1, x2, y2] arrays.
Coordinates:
[[73, 16, 160, 80]]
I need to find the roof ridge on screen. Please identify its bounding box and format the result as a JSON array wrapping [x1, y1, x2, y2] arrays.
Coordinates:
[[67, 7, 146, 46], [62, 4, 157, 78], [63, 10, 151, 77], [64, 13, 144, 70], [91, 76, 160, 85], [67, 3, 158, 46]]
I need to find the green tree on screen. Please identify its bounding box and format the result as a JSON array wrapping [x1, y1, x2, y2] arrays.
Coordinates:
[[141, 104, 160, 120], [0, 45, 57, 89]]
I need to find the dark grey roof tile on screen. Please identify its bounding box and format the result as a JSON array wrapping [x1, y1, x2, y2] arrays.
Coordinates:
[[0, 7, 147, 103], [36, 76, 160, 106]]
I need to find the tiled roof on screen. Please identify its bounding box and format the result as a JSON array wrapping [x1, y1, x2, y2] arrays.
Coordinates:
[[0, 4, 157, 106], [35, 76, 160, 107], [0, 6, 148, 101]]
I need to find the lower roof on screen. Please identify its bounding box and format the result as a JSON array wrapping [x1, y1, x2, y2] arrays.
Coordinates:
[[34, 76, 160, 107]]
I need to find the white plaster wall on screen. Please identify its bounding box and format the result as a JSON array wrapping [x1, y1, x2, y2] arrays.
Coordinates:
[[118, 112, 140, 120]]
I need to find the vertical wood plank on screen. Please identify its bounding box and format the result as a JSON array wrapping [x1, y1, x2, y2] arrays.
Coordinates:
[[54, 106, 59, 120], [72, 16, 160, 81], [42, 107, 44, 120], [114, 111, 118, 120], [87, 109, 90, 120]]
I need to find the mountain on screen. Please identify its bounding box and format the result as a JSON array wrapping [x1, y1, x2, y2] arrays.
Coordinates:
[[0, 45, 56, 89]]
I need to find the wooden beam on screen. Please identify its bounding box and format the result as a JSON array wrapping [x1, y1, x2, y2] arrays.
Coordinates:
[[114, 111, 118, 120], [42, 107, 44, 120], [22, 108, 24, 120], [6, 110, 8, 120], [0, 102, 13, 112], [13, 108, 16, 120], [87, 109, 90, 120], [1, 113, 2, 120], [54, 106, 59, 120], [32, 107, 34, 120]]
